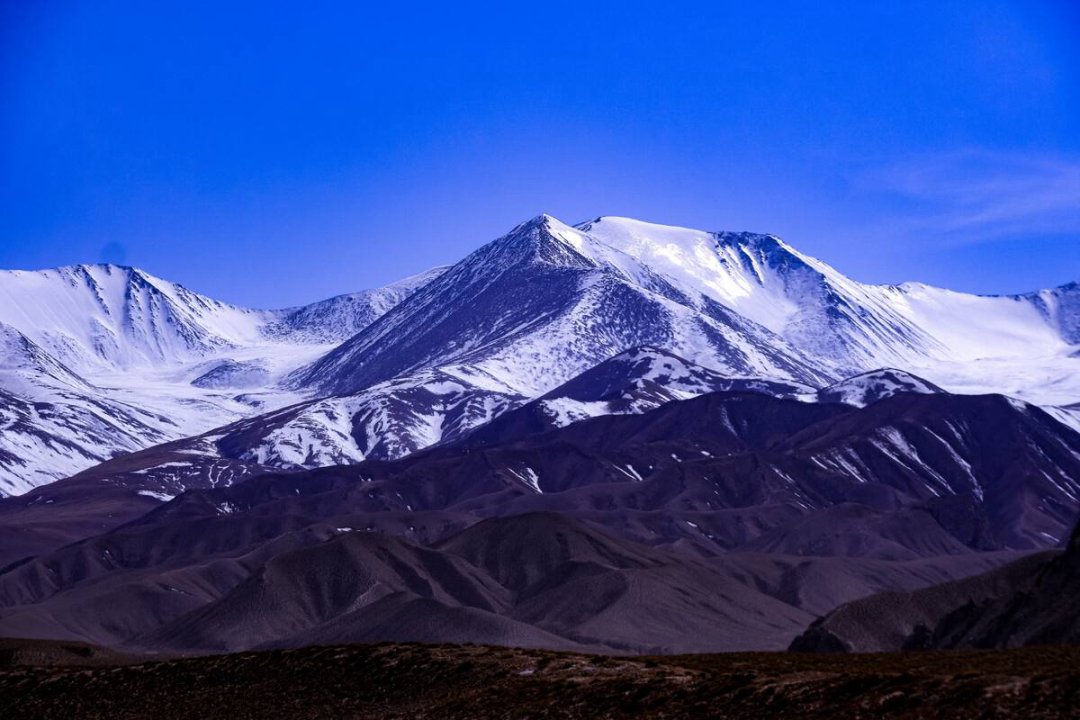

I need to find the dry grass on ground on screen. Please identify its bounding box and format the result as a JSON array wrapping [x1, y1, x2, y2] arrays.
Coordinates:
[[1, 639, 1079, 719]]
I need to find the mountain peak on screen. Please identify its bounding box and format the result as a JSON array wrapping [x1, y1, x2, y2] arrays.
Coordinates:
[[606, 345, 683, 362], [818, 368, 946, 407], [482, 213, 594, 268], [53, 262, 154, 282], [513, 213, 571, 234]]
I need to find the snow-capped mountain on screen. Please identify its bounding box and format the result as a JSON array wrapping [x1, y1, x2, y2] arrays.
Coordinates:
[[293, 215, 1080, 405], [0, 263, 449, 375], [816, 369, 945, 408], [576, 217, 1079, 403], [292, 215, 836, 398], [0, 214, 1077, 495], [155, 347, 811, 474], [0, 264, 444, 495], [210, 369, 524, 468], [263, 266, 450, 344], [0, 264, 274, 373]]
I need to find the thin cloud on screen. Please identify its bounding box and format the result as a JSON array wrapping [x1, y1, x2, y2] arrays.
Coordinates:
[[868, 149, 1080, 244]]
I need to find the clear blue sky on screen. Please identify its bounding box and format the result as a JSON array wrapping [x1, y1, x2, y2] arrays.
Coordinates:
[[2, 1, 1078, 307]]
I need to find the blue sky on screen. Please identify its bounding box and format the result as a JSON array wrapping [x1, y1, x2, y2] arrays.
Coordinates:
[[2, 1, 1078, 307]]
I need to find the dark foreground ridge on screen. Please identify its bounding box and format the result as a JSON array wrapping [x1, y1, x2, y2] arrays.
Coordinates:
[[2, 640, 1079, 719]]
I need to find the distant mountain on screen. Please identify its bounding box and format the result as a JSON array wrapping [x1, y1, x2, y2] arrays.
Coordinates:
[[0, 214, 1077, 495], [0, 264, 443, 494], [291, 215, 836, 397], [0, 264, 271, 373], [791, 519, 1080, 653], [0, 321, 176, 493], [293, 215, 1079, 405], [582, 218, 1078, 394], [0, 262, 450, 375], [262, 267, 450, 345]]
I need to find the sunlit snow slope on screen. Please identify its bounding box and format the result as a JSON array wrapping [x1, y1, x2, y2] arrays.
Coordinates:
[[0, 264, 444, 494], [578, 217, 1079, 402]]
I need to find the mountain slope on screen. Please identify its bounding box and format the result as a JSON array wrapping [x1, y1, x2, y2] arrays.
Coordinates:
[[459, 346, 815, 448], [1020, 280, 1080, 345], [816, 368, 945, 407], [0, 265, 271, 373], [788, 551, 1057, 653], [212, 369, 524, 468], [116, 347, 813, 480], [293, 215, 836, 397], [782, 393, 1080, 549], [263, 266, 450, 344], [0, 434, 282, 568], [916, 520, 1080, 649], [579, 217, 1079, 398], [115, 386, 1080, 559], [0, 513, 816, 654], [0, 506, 1026, 656], [0, 265, 444, 495], [790, 520, 1080, 653]]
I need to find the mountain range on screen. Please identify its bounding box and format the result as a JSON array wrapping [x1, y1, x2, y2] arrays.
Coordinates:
[[0, 214, 1078, 656], [0, 215, 1077, 497]]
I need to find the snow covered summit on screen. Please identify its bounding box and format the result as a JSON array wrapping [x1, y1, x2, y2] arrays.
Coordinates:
[[0, 214, 1077, 495]]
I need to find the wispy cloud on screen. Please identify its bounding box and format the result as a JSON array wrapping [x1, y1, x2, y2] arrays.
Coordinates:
[[867, 149, 1080, 244]]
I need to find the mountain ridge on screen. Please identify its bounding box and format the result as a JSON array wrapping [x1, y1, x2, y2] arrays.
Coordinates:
[[0, 214, 1077, 495]]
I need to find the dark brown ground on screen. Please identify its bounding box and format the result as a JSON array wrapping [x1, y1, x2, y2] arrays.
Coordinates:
[[1, 639, 1078, 719]]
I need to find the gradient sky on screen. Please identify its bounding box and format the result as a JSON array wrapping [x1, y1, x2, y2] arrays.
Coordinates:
[[2, 1, 1078, 307]]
